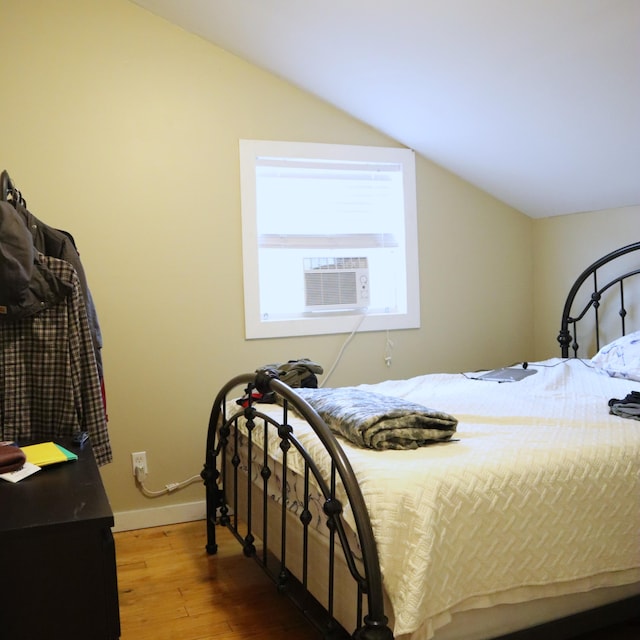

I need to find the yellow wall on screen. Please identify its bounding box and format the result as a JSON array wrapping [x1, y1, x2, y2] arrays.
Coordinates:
[[1, 0, 533, 520]]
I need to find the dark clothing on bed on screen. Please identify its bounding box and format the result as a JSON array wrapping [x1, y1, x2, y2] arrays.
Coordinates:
[[609, 390, 640, 420]]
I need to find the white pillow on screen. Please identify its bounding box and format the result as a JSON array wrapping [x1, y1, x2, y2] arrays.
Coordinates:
[[591, 330, 640, 382]]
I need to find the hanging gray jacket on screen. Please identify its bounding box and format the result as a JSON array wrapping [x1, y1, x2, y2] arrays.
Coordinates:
[[0, 201, 71, 318]]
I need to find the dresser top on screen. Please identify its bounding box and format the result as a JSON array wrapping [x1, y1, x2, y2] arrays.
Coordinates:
[[0, 438, 113, 534]]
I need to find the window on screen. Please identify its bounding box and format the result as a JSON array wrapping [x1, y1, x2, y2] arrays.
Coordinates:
[[239, 140, 420, 339]]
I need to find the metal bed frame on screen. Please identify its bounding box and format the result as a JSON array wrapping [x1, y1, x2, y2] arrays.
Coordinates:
[[203, 241, 640, 640], [202, 371, 392, 639], [558, 241, 640, 358]]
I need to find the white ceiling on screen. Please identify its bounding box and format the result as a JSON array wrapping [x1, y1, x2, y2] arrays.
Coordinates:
[[130, 0, 639, 218]]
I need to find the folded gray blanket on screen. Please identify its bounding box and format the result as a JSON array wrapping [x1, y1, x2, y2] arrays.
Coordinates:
[[295, 387, 457, 450]]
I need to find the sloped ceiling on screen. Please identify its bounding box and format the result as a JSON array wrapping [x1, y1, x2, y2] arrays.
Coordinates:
[[130, 0, 639, 218]]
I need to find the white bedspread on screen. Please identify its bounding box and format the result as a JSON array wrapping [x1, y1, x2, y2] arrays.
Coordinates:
[[251, 359, 640, 639]]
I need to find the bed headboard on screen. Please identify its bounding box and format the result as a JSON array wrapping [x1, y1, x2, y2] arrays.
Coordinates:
[[558, 241, 640, 358]]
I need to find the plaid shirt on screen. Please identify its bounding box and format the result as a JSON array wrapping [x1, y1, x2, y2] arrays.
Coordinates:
[[0, 255, 111, 465]]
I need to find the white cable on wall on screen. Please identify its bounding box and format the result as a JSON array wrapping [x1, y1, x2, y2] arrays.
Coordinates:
[[385, 329, 394, 367], [320, 312, 367, 387]]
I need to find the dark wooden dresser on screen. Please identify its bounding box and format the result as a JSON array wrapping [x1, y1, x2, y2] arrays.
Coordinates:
[[0, 438, 120, 639]]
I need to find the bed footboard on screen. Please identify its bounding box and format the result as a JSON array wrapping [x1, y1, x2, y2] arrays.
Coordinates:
[[201, 371, 393, 640]]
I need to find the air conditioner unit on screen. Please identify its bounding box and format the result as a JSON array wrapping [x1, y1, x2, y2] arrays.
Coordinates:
[[303, 257, 370, 311]]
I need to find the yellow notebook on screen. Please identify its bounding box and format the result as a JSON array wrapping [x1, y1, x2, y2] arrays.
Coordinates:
[[22, 442, 78, 467]]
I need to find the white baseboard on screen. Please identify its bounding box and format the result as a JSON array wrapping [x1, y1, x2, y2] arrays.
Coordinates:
[[113, 500, 206, 532]]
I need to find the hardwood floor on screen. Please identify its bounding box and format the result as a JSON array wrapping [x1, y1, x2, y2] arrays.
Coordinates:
[[115, 520, 316, 640], [114, 521, 638, 640]]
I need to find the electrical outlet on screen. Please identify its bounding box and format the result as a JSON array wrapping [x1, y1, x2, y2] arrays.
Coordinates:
[[131, 451, 147, 477]]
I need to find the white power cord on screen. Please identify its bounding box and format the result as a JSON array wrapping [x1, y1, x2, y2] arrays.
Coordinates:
[[134, 464, 201, 498], [384, 330, 394, 367], [320, 312, 367, 387]]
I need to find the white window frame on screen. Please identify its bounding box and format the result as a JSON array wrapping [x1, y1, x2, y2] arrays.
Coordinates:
[[239, 139, 420, 339]]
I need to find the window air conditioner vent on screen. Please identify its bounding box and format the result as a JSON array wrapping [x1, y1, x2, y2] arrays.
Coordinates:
[[303, 257, 370, 311]]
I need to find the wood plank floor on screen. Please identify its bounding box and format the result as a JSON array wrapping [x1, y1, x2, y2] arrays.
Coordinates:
[[114, 520, 638, 640], [115, 520, 318, 640]]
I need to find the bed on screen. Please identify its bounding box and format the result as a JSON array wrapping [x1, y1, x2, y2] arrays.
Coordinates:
[[202, 241, 640, 640]]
